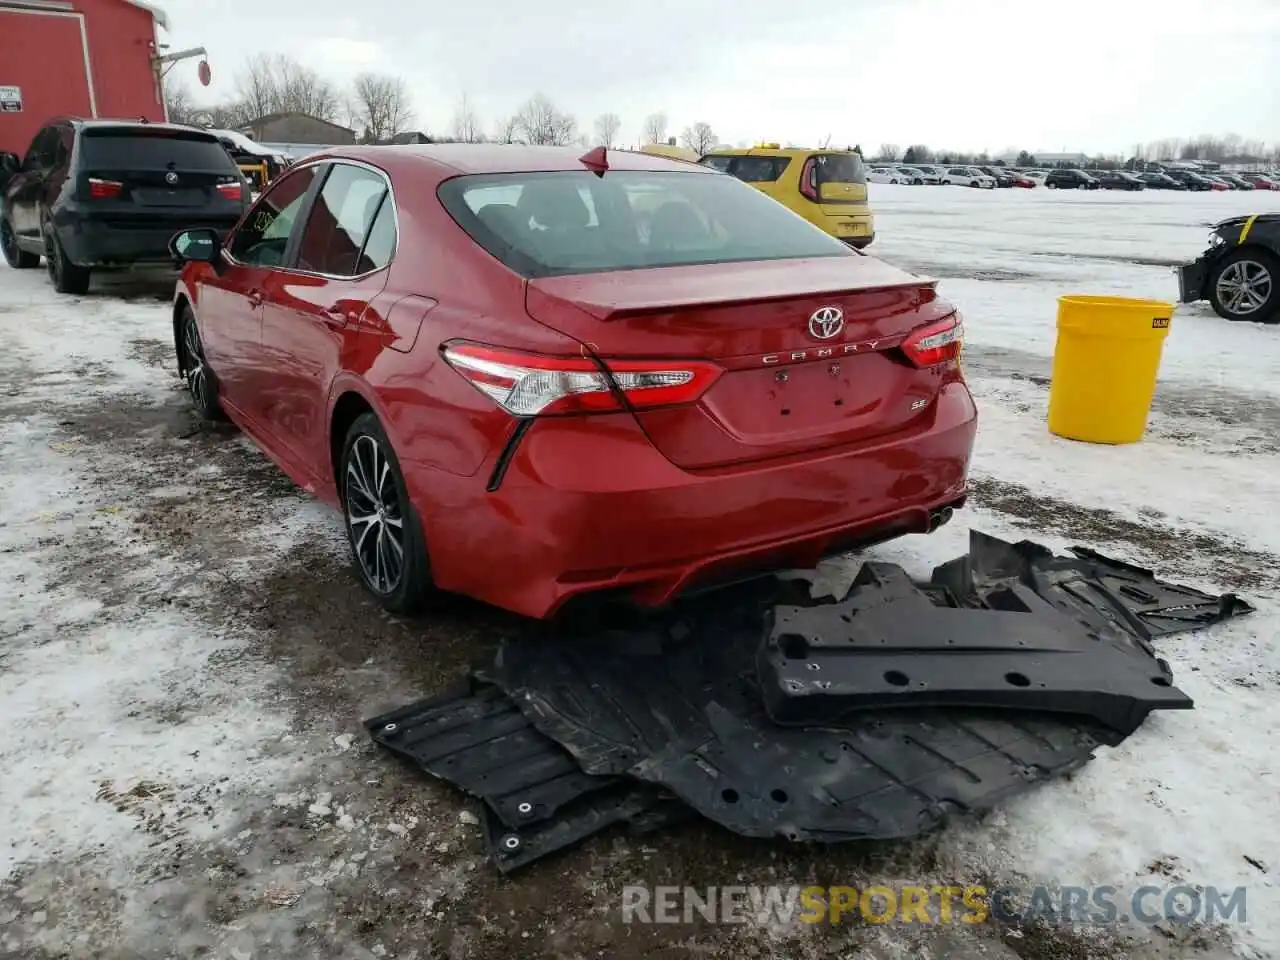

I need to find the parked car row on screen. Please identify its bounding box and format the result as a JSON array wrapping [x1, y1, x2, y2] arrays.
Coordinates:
[[866, 163, 1280, 193]]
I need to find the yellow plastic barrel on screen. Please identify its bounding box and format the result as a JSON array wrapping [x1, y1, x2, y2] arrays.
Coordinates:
[[1047, 295, 1174, 445]]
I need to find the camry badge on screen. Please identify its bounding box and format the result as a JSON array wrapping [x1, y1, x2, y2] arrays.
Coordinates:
[[808, 306, 844, 340]]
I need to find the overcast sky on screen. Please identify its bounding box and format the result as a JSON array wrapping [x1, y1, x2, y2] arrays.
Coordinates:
[[162, 0, 1279, 154]]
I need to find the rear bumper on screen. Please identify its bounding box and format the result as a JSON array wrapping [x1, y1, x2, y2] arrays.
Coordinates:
[[57, 215, 240, 267], [407, 380, 978, 619]]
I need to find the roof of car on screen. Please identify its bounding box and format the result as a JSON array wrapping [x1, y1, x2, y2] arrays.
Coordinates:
[[62, 118, 219, 138], [306, 143, 718, 176]]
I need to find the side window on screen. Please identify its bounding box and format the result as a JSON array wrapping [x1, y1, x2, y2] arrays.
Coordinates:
[[53, 126, 72, 169], [23, 128, 54, 171], [358, 196, 396, 273], [295, 164, 389, 276], [229, 165, 319, 267], [729, 157, 787, 183], [699, 155, 733, 172]]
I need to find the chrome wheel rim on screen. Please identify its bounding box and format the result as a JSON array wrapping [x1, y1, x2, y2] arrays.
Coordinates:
[[182, 317, 211, 410], [1216, 260, 1272, 316], [345, 434, 404, 594]]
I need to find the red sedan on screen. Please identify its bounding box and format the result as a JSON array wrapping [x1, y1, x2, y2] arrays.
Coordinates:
[[1008, 172, 1037, 188], [168, 146, 977, 619]]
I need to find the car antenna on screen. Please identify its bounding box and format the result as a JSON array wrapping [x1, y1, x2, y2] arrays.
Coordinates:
[[579, 146, 608, 177]]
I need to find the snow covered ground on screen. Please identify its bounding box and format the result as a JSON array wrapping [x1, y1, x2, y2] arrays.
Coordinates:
[[1, 184, 1278, 960]]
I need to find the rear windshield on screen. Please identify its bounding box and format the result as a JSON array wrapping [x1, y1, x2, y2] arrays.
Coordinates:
[[438, 170, 852, 279], [79, 131, 238, 172], [813, 153, 865, 185]]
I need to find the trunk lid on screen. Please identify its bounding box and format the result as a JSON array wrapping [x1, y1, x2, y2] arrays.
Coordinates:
[[525, 256, 954, 470], [77, 128, 246, 213]]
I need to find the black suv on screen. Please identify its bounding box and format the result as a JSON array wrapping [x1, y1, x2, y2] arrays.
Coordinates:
[[1045, 169, 1100, 190], [1094, 171, 1146, 191], [1, 118, 250, 293]]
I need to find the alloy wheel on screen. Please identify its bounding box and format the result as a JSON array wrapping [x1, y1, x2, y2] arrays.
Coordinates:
[[345, 434, 405, 594], [0, 219, 15, 262], [1215, 260, 1273, 316], [182, 316, 211, 411]]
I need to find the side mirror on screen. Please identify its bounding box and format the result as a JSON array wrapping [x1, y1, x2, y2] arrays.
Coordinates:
[[169, 227, 220, 263]]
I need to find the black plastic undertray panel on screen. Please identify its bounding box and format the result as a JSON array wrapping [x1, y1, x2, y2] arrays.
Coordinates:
[[932, 531, 1255, 642], [484, 580, 1114, 843], [760, 559, 1193, 734], [365, 679, 686, 871]]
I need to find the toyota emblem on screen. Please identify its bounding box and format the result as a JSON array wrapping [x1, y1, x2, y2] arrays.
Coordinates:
[[808, 306, 844, 340], [165, 171, 179, 185]]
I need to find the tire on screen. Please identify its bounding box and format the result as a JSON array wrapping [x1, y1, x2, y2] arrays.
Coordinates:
[[43, 221, 90, 294], [339, 412, 437, 614], [1, 215, 40, 269], [1207, 249, 1279, 323], [178, 304, 226, 420]]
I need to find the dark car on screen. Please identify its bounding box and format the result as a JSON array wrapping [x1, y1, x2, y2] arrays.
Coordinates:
[[1094, 171, 1146, 191], [1177, 214, 1279, 323], [1164, 169, 1214, 192], [1217, 173, 1255, 191], [1139, 172, 1187, 190], [165, 145, 976, 619], [977, 166, 1015, 188], [1045, 169, 1100, 190], [1, 118, 250, 293]]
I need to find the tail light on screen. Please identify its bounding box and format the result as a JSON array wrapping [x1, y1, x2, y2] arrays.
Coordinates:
[[442, 342, 722, 417], [216, 181, 243, 201], [901, 313, 964, 367], [799, 159, 819, 202], [88, 178, 123, 199]]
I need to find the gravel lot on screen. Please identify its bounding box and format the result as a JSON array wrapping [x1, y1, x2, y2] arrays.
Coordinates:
[[2, 185, 1278, 960]]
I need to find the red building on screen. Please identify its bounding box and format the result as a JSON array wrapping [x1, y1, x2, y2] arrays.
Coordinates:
[[0, 0, 169, 155]]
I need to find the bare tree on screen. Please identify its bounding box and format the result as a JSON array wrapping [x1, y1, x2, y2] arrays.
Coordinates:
[[680, 121, 717, 155], [594, 112, 621, 148], [449, 93, 483, 143], [350, 72, 414, 143], [163, 80, 198, 125], [235, 53, 341, 123], [874, 144, 900, 162], [641, 112, 668, 145], [514, 93, 577, 146], [493, 114, 520, 144]]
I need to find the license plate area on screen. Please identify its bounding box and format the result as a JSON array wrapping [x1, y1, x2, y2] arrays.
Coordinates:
[[133, 187, 205, 207], [704, 357, 932, 444]]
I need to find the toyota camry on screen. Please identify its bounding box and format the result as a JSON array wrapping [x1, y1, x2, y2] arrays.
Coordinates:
[[168, 145, 977, 619]]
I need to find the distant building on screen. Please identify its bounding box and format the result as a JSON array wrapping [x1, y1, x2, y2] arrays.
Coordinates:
[[1, 0, 171, 154], [237, 112, 356, 146], [386, 131, 432, 145]]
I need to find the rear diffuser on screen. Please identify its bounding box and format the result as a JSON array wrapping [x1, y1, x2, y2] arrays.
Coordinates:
[[483, 580, 1113, 844]]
